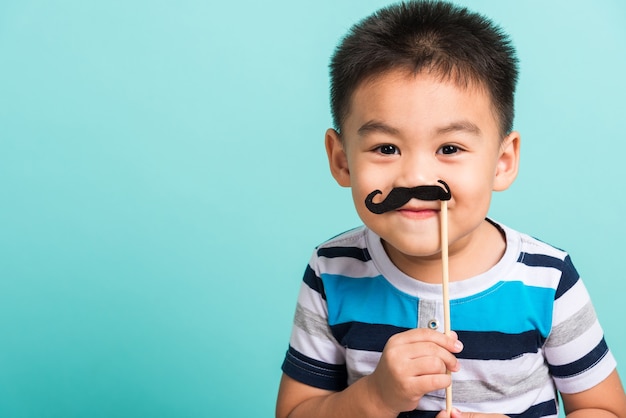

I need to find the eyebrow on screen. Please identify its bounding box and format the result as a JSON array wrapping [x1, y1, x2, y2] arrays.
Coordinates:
[[357, 120, 400, 137], [357, 119, 482, 138], [436, 121, 481, 136]]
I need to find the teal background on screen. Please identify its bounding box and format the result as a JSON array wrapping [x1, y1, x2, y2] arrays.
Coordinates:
[[1, 0, 624, 416]]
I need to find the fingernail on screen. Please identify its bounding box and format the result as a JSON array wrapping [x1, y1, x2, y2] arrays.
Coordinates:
[[454, 340, 464, 351]]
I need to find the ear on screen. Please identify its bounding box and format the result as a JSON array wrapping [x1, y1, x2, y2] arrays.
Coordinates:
[[493, 131, 520, 191], [325, 128, 351, 187]]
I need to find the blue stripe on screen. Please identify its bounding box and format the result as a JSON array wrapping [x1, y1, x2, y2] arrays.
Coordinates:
[[323, 278, 555, 337], [303, 265, 326, 300], [451, 281, 555, 337], [331, 322, 409, 352], [549, 338, 609, 378], [321, 274, 418, 328], [457, 330, 544, 360], [281, 346, 348, 391], [317, 246, 371, 262]]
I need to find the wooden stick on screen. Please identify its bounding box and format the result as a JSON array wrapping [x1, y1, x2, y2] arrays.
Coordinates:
[[440, 199, 452, 413]]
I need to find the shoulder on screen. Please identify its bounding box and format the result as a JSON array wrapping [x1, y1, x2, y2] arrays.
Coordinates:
[[495, 221, 580, 292], [316, 225, 369, 250], [498, 221, 572, 267], [312, 226, 373, 262], [498, 221, 568, 260]]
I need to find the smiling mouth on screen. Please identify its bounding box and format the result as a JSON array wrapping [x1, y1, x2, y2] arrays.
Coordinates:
[[396, 207, 439, 219]]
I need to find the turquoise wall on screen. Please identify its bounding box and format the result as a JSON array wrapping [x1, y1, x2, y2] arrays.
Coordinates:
[[1, 0, 624, 416]]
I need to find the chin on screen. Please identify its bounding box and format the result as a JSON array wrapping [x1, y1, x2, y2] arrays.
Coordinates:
[[382, 239, 443, 260]]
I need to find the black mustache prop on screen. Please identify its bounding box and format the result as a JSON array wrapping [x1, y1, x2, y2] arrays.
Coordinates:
[[365, 180, 451, 214]]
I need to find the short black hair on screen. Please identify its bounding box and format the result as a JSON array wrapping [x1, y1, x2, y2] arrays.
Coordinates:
[[329, 0, 519, 136]]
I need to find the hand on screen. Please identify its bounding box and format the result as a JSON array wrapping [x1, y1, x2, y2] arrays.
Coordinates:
[[365, 328, 463, 415], [436, 408, 509, 418]]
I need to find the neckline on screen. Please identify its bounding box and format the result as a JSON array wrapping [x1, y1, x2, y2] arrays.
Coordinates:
[[365, 219, 520, 300]]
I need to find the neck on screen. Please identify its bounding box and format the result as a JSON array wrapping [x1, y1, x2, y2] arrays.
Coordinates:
[[383, 219, 506, 284]]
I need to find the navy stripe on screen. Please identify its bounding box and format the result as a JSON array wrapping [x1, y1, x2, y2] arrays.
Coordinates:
[[554, 255, 580, 299], [281, 346, 347, 391], [396, 400, 556, 417], [397, 411, 437, 418], [456, 330, 545, 360], [330, 322, 409, 352], [329, 324, 545, 359], [516, 252, 579, 300], [317, 246, 371, 262], [508, 400, 558, 417], [517, 252, 563, 270], [549, 338, 609, 378], [303, 265, 326, 300]]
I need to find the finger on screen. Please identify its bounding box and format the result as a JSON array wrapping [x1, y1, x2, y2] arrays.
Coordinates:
[[449, 408, 484, 418], [384, 343, 460, 375], [381, 348, 453, 381], [450, 408, 464, 418], [408, 372, 453, 397], [435, 410, 451, 418], [402, 342, 461, 372], [391, 328, 464, 353], [404, 356, 449, 376]]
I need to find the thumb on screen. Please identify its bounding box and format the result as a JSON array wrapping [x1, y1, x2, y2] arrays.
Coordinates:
[[449, 408, 507, 418], [450, 408, 474, 418]]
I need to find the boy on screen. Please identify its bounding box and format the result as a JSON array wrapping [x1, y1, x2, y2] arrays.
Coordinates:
[[276, 1, 626, 417]]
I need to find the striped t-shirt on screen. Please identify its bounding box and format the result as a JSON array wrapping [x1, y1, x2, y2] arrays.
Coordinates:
[[282, 221, 616, 417]]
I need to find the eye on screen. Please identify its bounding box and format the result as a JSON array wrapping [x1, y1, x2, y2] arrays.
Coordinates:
[[438, 145, 460, 155], [376, 144, 399, 155]]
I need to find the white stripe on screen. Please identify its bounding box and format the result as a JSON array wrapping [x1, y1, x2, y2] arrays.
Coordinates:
[[552, 280, 591, 327], [317, 226, 365, 248], [545, 320, 605, 366], [418, 380, 557, 415], [296, 281, 328, 317], [508, 262, 561, 289], [519, 233, 567, 259], [453, 353, 551, 400], [290, 326, 345, 365], [316, 255, 377, 280], [345, 349, 380, 385], [555, 352, 616, 394]]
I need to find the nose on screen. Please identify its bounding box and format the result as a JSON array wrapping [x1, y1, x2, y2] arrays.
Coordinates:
[[396, 151, 438, 187]]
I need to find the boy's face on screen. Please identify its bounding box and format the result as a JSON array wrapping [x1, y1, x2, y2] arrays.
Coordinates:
[[326, 70, 520, 277]]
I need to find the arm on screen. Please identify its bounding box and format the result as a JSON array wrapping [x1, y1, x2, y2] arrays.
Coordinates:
[[276, 373, 394, 418], [276, 329, 463, 418], [561, 370, 626, 418]]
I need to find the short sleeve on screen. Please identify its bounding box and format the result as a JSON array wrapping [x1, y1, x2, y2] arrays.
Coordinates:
[[281, 254, 348, 391], [544, 256, 616, 394]]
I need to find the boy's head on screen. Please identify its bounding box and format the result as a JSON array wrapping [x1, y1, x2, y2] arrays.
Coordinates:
[[325, 1, 521, 279], [329, 0, 518, 137]]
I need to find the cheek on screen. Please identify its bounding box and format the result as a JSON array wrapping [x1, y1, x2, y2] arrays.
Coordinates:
[[449, 172, 494, 206], [349, 174, 384, 220], [351, 189, 379, 227], [453, 160, 498, 189], [351, 183, 374, 216], [349, 166, 382, 196]]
